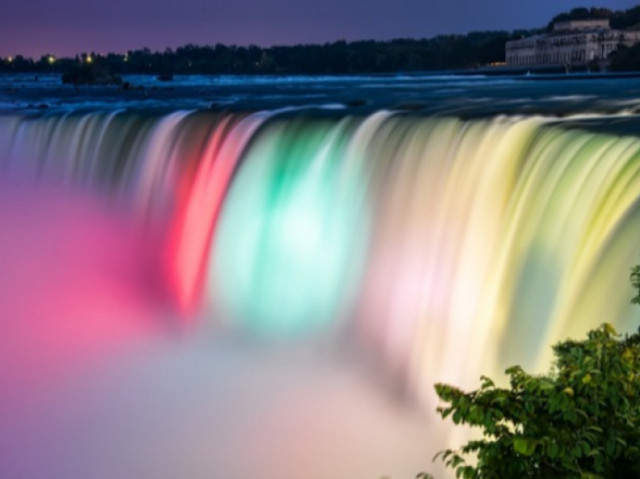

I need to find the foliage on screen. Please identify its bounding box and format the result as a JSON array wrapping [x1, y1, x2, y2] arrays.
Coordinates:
[[607, 45, 640, 72], [431, 322, 640, 479], [547, 7, 614, 30], [547, 5, 640, 31], [611, 6, 640, 30]]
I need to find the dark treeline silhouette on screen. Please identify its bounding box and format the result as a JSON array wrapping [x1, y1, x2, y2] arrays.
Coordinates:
[[610, 42, 640, 70], [2, 4, 640, 77], [547, 5, 640, 30], [0, 32, 537, 77]]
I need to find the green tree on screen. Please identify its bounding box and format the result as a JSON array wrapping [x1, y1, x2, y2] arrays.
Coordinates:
[[430, 270, 640, 478]]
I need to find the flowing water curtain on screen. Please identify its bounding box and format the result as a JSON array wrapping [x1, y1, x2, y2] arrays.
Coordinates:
[[0, 112, 168, 195], [0, 111, 234, 225], [3, 110, 640, 415], [354, 115, 640, 409], [165, 111, 274, 314], [1, 112, 136, 183], [497, 123, 640, 370], [352, 115, 542, 402], [210, 116, 372, 336]]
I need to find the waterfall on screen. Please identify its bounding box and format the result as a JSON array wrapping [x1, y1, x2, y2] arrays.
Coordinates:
[[2, 109, 640, 410]]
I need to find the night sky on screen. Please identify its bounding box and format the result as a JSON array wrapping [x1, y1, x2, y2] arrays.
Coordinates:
[[2, 0, 638, 58]]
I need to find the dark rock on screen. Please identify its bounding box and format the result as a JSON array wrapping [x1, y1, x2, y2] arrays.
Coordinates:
[[61, 64, 123, 86], [345, 99, 368, 108]]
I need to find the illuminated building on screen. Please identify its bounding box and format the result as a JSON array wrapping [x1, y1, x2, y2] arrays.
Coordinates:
[[506, 19, 640, 67]]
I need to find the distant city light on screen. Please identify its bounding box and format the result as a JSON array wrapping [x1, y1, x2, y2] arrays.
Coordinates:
[[48, 55, 55, 64], [7, 56, 13, 63], [86, 55, 93, 64]]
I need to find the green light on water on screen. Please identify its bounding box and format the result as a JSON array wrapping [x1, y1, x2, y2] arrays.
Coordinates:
[[210, 120, 368, 336]]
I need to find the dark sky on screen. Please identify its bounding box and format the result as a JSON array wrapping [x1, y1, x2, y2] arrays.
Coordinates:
[[1, 0, 638, 57]]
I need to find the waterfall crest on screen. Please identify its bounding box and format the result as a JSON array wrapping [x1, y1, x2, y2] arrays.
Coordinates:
[[2, 111, 640, 406]]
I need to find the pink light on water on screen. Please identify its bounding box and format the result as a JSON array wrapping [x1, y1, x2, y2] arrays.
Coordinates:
[[165, 117, 235, 315], [165, 114, 268, 316], [0, 182, 166, 398]]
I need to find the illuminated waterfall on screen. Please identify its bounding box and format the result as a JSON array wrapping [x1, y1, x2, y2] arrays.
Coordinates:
[[2, 110, 640, 409]]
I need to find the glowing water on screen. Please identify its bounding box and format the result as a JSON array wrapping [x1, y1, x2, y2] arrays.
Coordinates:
[[1, 110, 640, 478]]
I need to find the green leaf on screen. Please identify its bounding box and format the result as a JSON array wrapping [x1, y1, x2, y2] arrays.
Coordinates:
[[603, 323, 617, 336], [513, 438, 536, 456], [480, 375, 494, 389], [547, 441, 559, 459]]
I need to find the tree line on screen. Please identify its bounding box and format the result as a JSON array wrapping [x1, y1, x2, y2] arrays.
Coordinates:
[[0, 31, 536, 76], [547, 5, 640, 31], [2, 5, 640, 76]]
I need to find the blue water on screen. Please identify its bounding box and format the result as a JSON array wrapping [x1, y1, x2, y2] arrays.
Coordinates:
[[2, 72, 640, 117]]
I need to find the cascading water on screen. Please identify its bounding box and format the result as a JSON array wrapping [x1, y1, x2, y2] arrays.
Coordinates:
[[2, 108, 640, 478]]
